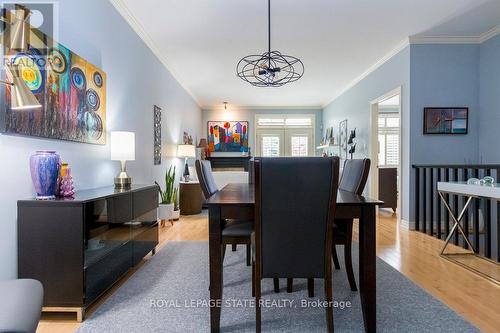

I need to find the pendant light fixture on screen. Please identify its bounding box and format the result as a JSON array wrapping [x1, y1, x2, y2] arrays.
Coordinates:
[[236, 0, 304, 87], [223, 102, 228, 110]]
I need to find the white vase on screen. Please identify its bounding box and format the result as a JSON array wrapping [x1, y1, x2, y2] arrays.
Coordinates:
[[172, 209, 180, 221], [158, 203, 174, 220]]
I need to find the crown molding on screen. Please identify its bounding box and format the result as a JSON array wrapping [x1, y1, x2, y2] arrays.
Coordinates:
[[409, 35, 479, 44], [323, 25, 500, 109], [322, 38, 410, 108], [109, 0, 201, 107], [479, 24, 500, 43], [409, 24, 500, 45], [201, 105, 323, 111]]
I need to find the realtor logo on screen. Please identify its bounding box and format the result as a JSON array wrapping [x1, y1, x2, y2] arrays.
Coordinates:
[[0, 1, 59, 54]]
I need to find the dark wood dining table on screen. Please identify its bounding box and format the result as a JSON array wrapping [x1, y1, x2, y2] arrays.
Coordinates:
[[206, 183, 383, 333]]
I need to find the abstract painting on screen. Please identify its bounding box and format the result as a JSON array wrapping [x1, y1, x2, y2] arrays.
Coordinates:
[[424, 107, 468, 135], [207, 121, 248, 153], [1, 35, 107, 144]]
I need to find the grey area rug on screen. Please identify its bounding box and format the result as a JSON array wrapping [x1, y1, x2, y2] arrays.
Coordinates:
[[78, 241, 479, 333]]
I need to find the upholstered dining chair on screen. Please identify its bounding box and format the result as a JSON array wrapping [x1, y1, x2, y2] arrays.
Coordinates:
[[252, 157, 340, 333], [195, 160, 253, 265], [282, 158, 371, 295]]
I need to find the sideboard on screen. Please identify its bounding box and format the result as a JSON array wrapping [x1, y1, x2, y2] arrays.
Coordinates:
[[17, 184, 159, 321]]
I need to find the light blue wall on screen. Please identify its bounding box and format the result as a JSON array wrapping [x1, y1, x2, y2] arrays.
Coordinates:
[[0, 0, 202, 280], [410, 44, 480, 165], [479, 34, 500, 162], [201, 107, 323, 153], [322, 47, 411, 221]]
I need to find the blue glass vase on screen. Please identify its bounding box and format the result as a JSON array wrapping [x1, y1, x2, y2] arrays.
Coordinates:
[[29, 151, 61, 200]]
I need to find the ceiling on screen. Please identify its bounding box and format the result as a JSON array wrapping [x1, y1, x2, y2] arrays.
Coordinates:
[[113, 0, 500, 108]]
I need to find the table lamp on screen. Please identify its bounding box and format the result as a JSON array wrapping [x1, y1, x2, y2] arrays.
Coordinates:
[[111, 131, 135, 189], [177, 144, 196, 182]]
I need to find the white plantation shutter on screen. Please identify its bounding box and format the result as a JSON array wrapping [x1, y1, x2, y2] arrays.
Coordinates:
[[378, 114, 399, 167], [262, 136, 280, 157]]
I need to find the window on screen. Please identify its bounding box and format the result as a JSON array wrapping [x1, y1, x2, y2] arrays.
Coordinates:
[[291, 136, 308, 156], [262, 136, 281, 157], [255, 114, 315, 157], [378, 113, 399, 167], [257, 118, 285, 127], [285, 118, 312, 127]]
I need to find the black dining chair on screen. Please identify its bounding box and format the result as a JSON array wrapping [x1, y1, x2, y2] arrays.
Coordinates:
[[332, 158, 370, 291], [282, 158, 371, 295], [195, 160, 253, 265], [252, 157, 339, 333]]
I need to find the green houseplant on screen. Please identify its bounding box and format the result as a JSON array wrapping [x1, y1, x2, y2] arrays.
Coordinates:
[[171, 187, 180, 221], [155, 166, 176, 225]]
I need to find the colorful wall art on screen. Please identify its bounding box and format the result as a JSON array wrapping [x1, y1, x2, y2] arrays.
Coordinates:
[[423, 107, 468, 135], [1, 35, 107, 144], [207, 121, 249, 153]]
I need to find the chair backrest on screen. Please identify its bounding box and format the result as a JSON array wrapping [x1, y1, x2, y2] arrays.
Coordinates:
[[195, 160, 218, 199], [254, 157, 339, 278], [248, 158, 255, 184], [339, 158, 370, 195]]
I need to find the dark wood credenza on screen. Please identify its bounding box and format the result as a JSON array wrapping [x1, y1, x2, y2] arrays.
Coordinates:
[[17, 184, 159, 321]]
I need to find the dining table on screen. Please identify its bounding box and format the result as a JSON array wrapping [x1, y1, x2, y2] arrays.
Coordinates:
[[206, 183, 383, 333]]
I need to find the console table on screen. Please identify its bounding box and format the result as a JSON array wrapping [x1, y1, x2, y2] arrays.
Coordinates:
[[17, 184, 159, 321], [437, 181, 500, 254], [207, 156, 252, 171]]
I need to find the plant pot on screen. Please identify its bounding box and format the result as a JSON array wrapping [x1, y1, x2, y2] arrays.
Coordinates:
[[172, 209, 180, 221], [158, 203, 174, 221]]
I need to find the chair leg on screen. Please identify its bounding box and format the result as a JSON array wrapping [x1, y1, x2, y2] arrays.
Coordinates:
[[255, 267, 262, 333], [222, 244, 227, 262], [287, 278, 293, 293], [332, 244, 340, 270], [273, 278, 280, 293], [246, 244, 251, 266], [252, 262, 255, 297], [344, 223, 357, 291], [307, 278, 314, 297], [324, 276, 334, 333], [232, 244, 237, 251]]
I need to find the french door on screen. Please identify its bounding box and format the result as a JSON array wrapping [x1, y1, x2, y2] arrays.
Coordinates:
[[256, 129, 284, 157], [256, 128, 313, 157]]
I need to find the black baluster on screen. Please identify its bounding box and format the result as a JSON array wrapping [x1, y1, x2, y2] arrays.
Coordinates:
[[415, 167, 420, 231], [444, 168, 450, 238], [430, 168, 434, 236], [423, 168, 427, 234], [453, 168, 459, 246], [473, 168, 480, 253], [484, 169, 492, 259], [462, 168, 469, 249], [437, 168, 442, 240]]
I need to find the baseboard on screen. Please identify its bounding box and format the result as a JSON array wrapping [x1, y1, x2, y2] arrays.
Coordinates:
[[400, 218, 416, 230]]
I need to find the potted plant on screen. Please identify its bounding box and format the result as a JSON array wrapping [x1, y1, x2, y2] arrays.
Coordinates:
[[171, 187, 180, 221], [155, 166, 175, 226]]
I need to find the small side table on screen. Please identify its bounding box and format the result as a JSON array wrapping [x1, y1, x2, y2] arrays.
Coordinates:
[[179, 181, 204, 215]]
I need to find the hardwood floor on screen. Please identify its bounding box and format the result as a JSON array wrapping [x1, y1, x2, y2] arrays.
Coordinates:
[[37, 210, 500, 333]]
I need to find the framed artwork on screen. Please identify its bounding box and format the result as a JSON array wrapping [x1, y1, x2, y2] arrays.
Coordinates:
[[423, 107, 468, 135], [207, 121, 249, 153], [0, 34, 107, 144], [339, 119, 348, 160], [153, 105, 161, 165]]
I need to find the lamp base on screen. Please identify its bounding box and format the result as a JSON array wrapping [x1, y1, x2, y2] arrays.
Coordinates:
[[114, 171, 132, 189]]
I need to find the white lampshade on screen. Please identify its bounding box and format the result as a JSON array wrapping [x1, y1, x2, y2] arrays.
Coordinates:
[[177, 144, 196, 158], [110, 131, 135, 161]]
